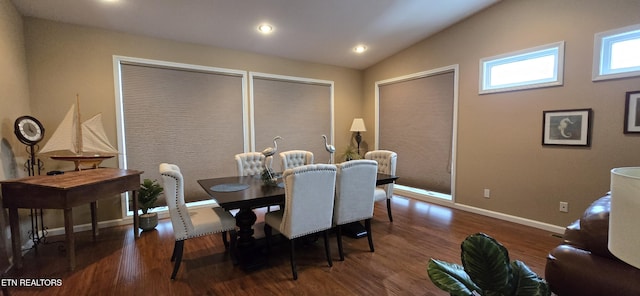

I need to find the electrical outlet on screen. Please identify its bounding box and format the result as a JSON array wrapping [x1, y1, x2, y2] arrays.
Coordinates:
[[483, 188, 490, 198], [559, 201, 569, 212]]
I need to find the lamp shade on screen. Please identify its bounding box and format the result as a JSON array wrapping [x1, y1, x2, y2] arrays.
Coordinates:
[[350, 118, 367, 132], [609, 167, 640, 269]]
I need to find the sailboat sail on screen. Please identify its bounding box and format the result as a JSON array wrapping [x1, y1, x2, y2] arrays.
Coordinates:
[[39, 106, 78, 155], [39, 104, 118, 156], [81, 114, 118, 154]]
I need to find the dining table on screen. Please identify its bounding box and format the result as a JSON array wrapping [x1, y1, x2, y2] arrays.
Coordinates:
[[197, 172, 398, 270]]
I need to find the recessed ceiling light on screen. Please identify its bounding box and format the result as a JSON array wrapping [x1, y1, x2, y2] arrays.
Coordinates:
[[354, 45, 367, 53], [258, 24, 274, 34]]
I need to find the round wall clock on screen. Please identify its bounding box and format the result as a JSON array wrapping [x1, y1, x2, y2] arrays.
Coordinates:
[[14, 115, 45, 145]]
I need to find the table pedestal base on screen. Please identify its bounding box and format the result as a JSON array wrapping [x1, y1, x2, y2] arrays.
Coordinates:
[[234, 208, 268, 271]]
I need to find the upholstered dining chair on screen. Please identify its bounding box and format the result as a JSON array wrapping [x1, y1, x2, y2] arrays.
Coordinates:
[[234, 152, 265, 176], [235, 152, 276, 211], [333, 159, 378, 261], [264, 164, 337, 280], [279, 150, 314, 171], [159, 163, 237, 279], [364, 150, 397, 222]]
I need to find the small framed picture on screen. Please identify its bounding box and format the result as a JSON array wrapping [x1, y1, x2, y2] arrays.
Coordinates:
[[542, 109, 592, 146], [624, 91, 640, 133]]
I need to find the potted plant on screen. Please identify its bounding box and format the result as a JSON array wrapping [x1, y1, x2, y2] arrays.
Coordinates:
[[427, 232, 550, 296], [261, 167, 278, 186], [341, 146, 362, 161], [138, 178, 163, 231]]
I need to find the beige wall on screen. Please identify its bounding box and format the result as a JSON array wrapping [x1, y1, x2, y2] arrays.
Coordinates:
[[0, 0, 33, 263], [0, 0, 30, 178], [363, 0, 640, 226], [22, 18, 362, 227], [10, 0, 640, 237]]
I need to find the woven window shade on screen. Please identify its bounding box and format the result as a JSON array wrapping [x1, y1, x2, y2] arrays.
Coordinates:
[[378, 71, 454, 194], [252, 77, 332, 171], [121, 63, 245, 203]]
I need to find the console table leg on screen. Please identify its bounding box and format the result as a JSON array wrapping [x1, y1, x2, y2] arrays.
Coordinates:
[[8, 207, 22, 270], [63, 208, 75, 271], [90, 202, 98, 240], [132, 191, 139, 238]]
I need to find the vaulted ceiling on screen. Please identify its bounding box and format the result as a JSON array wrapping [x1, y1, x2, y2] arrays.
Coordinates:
[[12, 0, 498, 69]]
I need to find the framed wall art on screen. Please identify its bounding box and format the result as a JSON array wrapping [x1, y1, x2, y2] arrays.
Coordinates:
[[542, 108, 592, 146], [624, 91, 640, 133]]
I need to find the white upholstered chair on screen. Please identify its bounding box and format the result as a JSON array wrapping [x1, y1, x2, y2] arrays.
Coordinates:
[[333, 159, 378, 261], [280, 150, 314, 171], [234, 152, 265, 176], [264, 164, 337, 280], [235, 152, 277, 211], [364, 150, 397, 222], [159, 163, 237, 279]]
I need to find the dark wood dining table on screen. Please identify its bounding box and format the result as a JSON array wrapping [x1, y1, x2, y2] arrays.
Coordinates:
[[197, 172, 398, 270]]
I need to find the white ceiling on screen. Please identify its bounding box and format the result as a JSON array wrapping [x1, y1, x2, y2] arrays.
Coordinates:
[[12, 0, 498, 69]]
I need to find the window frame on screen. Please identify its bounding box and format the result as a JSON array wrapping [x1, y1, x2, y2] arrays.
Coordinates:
[[479, 41, 565, 94], [375, 64, 459, 202], [113, 55, 249, 218], [592, 23, 640, 81], [248, 72, 335, 168]]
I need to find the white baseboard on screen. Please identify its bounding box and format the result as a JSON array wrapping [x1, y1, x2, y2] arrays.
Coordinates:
[[43, 217, 133, 238], [395, 188, 566, 234], [19, 211, 175, 253], [20, 193, 565, 253]]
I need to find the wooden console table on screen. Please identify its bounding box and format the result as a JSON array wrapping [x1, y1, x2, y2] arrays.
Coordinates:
[[0, 168, 142, 271]]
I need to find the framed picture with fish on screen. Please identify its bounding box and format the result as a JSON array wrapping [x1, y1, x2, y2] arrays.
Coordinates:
[[624, 91, 640, 134], [542, 108, 592, 146]]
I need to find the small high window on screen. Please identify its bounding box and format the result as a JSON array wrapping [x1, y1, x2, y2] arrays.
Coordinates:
[[480, 41, 564, 94], [593, 24, 640, 81]]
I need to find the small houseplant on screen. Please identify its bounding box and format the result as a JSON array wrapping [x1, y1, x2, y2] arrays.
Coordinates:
[[261, 167, 278, 186], [427, 232, 550, 296], [138, 178, 163, 231], [341, 146, 362, 161]]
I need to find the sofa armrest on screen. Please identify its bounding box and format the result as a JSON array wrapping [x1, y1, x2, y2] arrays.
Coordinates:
[[561, 219, 586, 249], [580, 195, 614, 258], [545, 245, 640, 296]]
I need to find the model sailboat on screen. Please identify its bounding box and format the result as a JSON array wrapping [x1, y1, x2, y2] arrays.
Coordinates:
[[39, 95, 118, 170]]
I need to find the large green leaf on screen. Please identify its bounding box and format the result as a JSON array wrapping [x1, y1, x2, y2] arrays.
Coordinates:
[[428, 259, 480, 296], [460, 233, 513, 294], [511, 261, 551, 296]]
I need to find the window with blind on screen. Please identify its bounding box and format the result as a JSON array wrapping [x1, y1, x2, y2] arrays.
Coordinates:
[[377, 69, 456, 196], [250, 73, 334, 171], [116, 57, 247, 213]]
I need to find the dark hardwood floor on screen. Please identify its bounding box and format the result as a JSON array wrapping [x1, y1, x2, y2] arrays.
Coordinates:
[[5, 195, 562, 295]]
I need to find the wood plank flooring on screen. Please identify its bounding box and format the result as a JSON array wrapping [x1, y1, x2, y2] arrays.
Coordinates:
[[4, 195, 563, 295]]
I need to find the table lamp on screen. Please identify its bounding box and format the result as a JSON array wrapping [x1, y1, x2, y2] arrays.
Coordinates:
[[609, 167, 640, 269], [350, 118, 366, 155]]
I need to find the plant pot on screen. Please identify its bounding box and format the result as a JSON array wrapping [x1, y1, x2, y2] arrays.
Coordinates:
[[139, 212, 158, 231]]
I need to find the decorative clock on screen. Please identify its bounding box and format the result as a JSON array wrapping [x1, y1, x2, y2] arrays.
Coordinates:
[[14, 115, 45, 146], [13, 115, 47, 246]]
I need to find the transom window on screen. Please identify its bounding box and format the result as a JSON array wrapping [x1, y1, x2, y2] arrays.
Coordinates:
[[479, 41, 564, 94], [593, 24, 640, 81]]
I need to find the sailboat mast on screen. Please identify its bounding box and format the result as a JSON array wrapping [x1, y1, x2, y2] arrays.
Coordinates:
[[76, 94, 83, 155]]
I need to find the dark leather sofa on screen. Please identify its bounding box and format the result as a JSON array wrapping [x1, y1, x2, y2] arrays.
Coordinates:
[[545, 194, 640, 295]]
